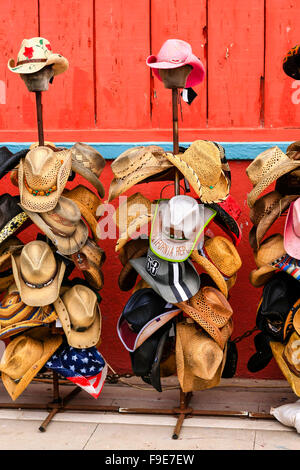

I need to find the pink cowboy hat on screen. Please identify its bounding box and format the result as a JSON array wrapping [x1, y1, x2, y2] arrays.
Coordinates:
[[146, 39, 205, 88], [284, 197, 300, 259]]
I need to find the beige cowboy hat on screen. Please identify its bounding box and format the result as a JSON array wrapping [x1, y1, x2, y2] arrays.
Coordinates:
[[70, 238, 106, 291], [21, 196, 89, 256], [190, 236, 242, 298], [270, 331, 300, 397], [54, 284, 101, 349], [8, 37, 68, 76], [246, 146, 300, 208], [114, 193, 153, 252], [63, 185, 102, 242], [249, 233, 287, 287], [70, 142, 105, 198], [164, 140, 231, 204], [176, 320, 228, 393], [108, 146, 173, 202], [175, 286, 234, 349], [0, 327, 62, 401], [18, 146, 72, 213], [249, 191, 298, 251], [11, 240, 66, 307]]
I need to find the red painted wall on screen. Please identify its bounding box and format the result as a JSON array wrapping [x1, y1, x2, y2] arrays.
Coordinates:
[[1, 162, 286, 380]]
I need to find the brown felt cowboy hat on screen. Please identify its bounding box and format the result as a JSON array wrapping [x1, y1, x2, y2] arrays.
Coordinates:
[[21, 196, 89, 256], [176, 320, 228, 393], [108, 146, 173, 202], [118, 238, 149, 291], [63, 185, 102, 242], [70, 142, 105, 198], [175, 286, 234, 349], [0, 327, 62, 401], [11, 240, 66, 307], [164, 140, 231, 204], [54, 284, 101, 349], [246, 146, 300, 208], [18, 146, 72, 213], [114, 193, 153, 252], [249, 192, 298, 251]]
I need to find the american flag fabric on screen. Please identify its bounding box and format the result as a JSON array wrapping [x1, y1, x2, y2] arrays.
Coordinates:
[[46, 343, 107, 399]]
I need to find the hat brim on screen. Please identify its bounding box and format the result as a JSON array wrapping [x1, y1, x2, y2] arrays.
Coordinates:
[[130, 256, 200, 304], [0, 212, 28, 245], [146, 55, 205, 88], [118, 245, 149, 291], [284, 200, 300, 259], [11, 253, 66, 307], [71, 159, 105, 198], [8, 54, 69, 76], [115, 217, 152, 252], [249, 265, 276, 288], [270, 341, 300, 396], [0, 327, 62, 401], [54, 296, 101, 349], [190, 251, 228, 298]]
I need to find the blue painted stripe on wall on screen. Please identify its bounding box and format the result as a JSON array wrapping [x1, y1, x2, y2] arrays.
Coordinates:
[[1, 141, 291, 160]]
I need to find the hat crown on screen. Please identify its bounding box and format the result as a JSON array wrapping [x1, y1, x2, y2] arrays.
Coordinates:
[[205, 236, 241, 276], [63, 285, 97, 330], [71, 142, 105, 178], [163, 196, 201, 239], [185, 331, 223, 380], [17, 37, 53, 64], [246, 147, 289, 185], [255, 234, 285, 267], [293, 198, 300, 236], [0, 336, 43, 380], [64, 185, 100, 217], [20, 241, 57, 284], [41, 197, 81, 236], [156, 39, 191, 63], [250, 191, 282, 226], [24, 147, 61, 190]]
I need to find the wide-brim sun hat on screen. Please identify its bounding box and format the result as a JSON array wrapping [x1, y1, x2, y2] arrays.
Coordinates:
[[146, 39, 205, 88], [8, 37, 68, 76]]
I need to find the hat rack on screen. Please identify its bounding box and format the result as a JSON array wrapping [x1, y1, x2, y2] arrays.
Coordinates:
[[35, 91, 44, 147]]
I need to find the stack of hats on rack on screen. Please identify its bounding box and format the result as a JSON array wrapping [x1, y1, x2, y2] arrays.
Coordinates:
[[246, 143, 300, 394], [0, 37, 108, 401], [110, 140, 243, 392]]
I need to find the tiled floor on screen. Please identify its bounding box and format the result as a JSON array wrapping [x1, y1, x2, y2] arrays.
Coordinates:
[[0, 377, 299, 450]]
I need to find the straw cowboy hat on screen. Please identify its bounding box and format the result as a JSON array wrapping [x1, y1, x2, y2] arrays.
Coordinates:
[[8, 37, 68, 76], [54, 284, 101, 349], [11, 240, 66, 307], [118, 238, 149, 291], [0, 327, 62, 401], [70, 238, 106, 291], [270, 331, 300, 397], [246, 146, 300, 208], [18, 146, 72, 213], [284, 198, 300, 260], [249, 233, 300, 287], [165, 140, 231, 204], [176, 320, 227, 393], [108, 146, 173, 202], [146, 39, 205, 88], [114, 193, 153, 252], [249, 192, 298, 251], [175, 286, 234, 349], [21, 196, 89, 256], [283, 44, 300, 80], [0, 194, 29, 245], [190, 236, 242, 298], [70, 142, 105, 198], [63, 185, 102, 242], [0, 238, 24, 292]]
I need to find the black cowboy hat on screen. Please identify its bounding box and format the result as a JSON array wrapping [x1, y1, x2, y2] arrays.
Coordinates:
[[0, 147, 29, 181], [283, 45, 300, 80], [247, 332, 273, 373], [203, 200, 241, 246]]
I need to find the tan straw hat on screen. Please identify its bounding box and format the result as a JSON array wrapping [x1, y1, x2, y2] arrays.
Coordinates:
[[118, 238, 149, 291], [270, 331, 300, 397], [18, 146, 72, 213], [11, 240, 66, 307], [175, 286, 234, 349], [70, 142, 105, 198], [54, 284, 101, 349], [190, 236, 242, 298], [0, 327, 62, 401], [176, 320, 227, 392], [8, 37, 68, 76], [108, 146, 173, 201], [70, 239, 106, 291], [246, 146, 300, 208], [114, 193, 153, 252], [21, 196, 89, 256], [249, 234, 286, 287], [165, 140, 230, 203], [249, 192, 298, 251], [63, 185, 102, 241]]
